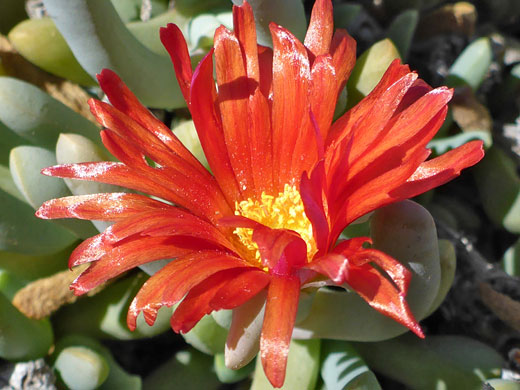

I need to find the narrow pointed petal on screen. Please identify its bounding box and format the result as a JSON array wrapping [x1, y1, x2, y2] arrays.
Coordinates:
[[170, 268, 247, 333], [190, 51, 241, 203], [270, 23, 312, 189], [127, 252, 248, 329], [214, 26, 256, 198], [42, 163, 186, 206], [300, 162, 330, 253], [391, 140, 485, 199], [330, 29, 356, 94], [68, 209, 236, 268], [71, 236, 197, 295], [36, 193, 169, 221], [304, 0, 333, 61], [310, 55, 337, 141], [308, 250, 423, 337], [248, 88, 274, 196], [100, 129, 232, 219], [210, 268, 270, 310], [260, 275, 300, 388], [233, 2, 260, 82], [257, 45, 273, 99], [96, 69, 204, 173], [160, 24, 193, 103]]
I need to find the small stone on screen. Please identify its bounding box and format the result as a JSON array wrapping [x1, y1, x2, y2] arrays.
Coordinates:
[[8, 359, 55, 390]]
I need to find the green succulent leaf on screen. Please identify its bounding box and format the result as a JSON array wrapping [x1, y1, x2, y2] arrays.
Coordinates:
[[182, 314, 228, 355], [320, 340, 382, 390], [251, 339, 321, 390], [353, 334, 503, 390], [10, 146, 98, 238], [0, 291, 54, 361], [214, 353, 255, 384], [386, 9, 419, 61], [144, 349, 220, 390], [346, 39, 401, 109], [485, 379, 520, 390], [333, 3, 363, 31], [0, 187, 77, 255], [0, 121, 27, 166], [0, 77, 100, 149], [447, 37, 493, 91], [0, 0, 27, 35], [8, 18, 96, 86], [55, 346, 110, 390], [53, 273, 172, 340], [43, 0, 185, 109], [52, 334, 141, 390], [474, 146, 520, 233], [502, 238, 520, 277]]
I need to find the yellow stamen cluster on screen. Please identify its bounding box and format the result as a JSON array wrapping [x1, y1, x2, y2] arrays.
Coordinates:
[[234, 184, 317, 265]]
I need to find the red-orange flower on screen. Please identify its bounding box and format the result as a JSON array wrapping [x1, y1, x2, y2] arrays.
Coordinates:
[[36, 0, 484, 387]]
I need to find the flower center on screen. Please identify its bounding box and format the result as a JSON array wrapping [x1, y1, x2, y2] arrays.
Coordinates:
[[234, 184, 317, 265]]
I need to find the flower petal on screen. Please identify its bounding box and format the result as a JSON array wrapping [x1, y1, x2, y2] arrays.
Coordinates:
[[310, 55, 338, 141], [210, 268, 271, 310], [160, 23, 193, 103], [304, 0, 333, 61], [214, 26, 256, 198], [300, 162, 330, 254], [127, 251, 247, 329], [170, 268, 248, 333], [36, 193, 169, 221], [270, 23, 312, 189], [330, 29, 356, 95], [190, 51, 241, 204], [42, 162, 186, 207], [71, 236, 197, 295], [96, 69, 203, 173], [260, 274, 300, 388], [391, 140, 485, 199], [233, 1, 260, 83]]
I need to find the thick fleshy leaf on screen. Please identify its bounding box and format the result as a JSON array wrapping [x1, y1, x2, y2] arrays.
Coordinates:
[[8, 18, 95, 85], [0, 188, 76, 255], [320, 340, 382, 390], [183, 314, 229, 356], [54, 346, 110, 389], [386, 10, 419, 61], [55, 133, 121, 200], [0, 77, 100, 149], [260, 274, 300, 388], [447, 37, 492, 91], [43, 0, 185, 108], [52, 334, 141, 390], [346, 39, 401, 108], [474, 146, 520, 233], [353, 334, 503, 390], [144, 349, 220, 390], [0, 291, 53, 361]]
